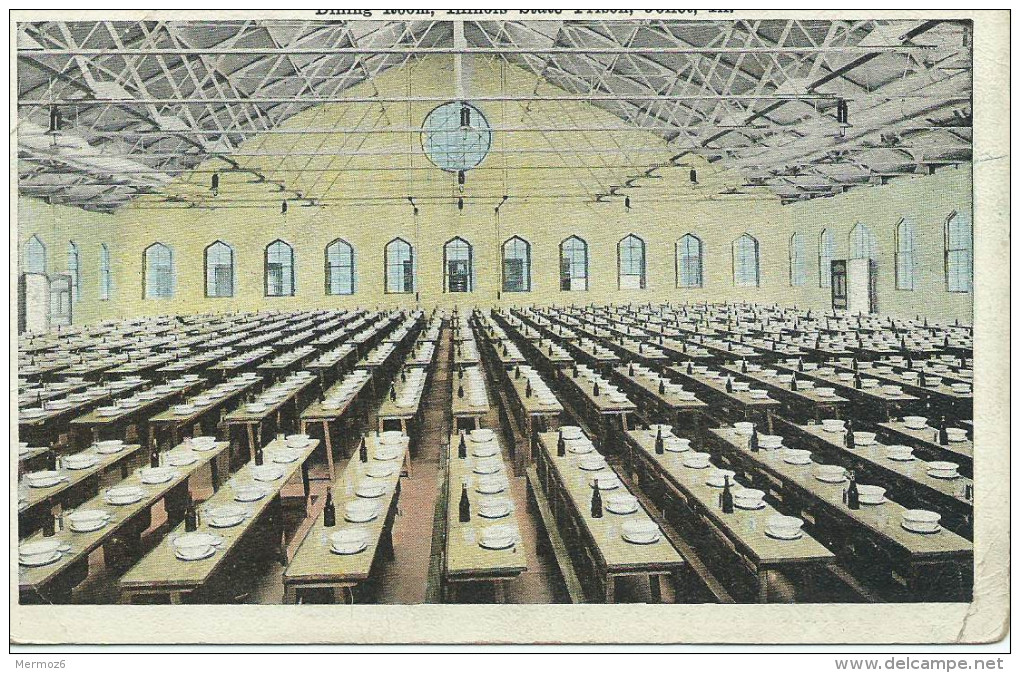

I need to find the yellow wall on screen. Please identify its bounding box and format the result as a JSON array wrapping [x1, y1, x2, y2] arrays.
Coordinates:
[[17, 56, 973, 325]]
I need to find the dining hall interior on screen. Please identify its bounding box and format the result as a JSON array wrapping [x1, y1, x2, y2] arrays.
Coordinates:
[[16, 17, 975, 607]]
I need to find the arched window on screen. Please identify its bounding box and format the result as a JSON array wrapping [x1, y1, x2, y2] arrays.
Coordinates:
[[265, 239, 295, 297], [67, 241, 81, 303], [618, 234, 647, 289], [732, 234, 760, 287], [559, 235, 589, 291], [385, 238, 414, 294], [205, 241, 235, 297], [945, 211, 972, 292], [676, 234, 703, 288], [24, 235, 46, 274], [789, 233, 806, 286], [444, 237, 473, 293], [849, 223, 877, 260], [99, 243, 111, 300], [144, 243, 175, 299], [895, 219, 917, 291], [325, 239, 355, 295], [818, 228, 834, 288], [502, 236, 531, 293]]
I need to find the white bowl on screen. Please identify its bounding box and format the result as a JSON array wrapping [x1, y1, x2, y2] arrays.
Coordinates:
[[782, 449, 812, 465], [578, 456, 607, 472], [140, 467, 176, 484], [605, 493, 639, 515], [758, 434, 783, 450], [330, 528, 370, 555], [813, 464, 847, 483], [621, 519, 660, 544], [560, 426, 583, 441], [951, 383, 972, 394], [927, 461, 960, 477], [946, 428, 968, 442], [858, 485, 886, 505], [748, 389, 769, 400], [285, 434, 311, 448], [902, 509, 941, 533], [26, 470, 62, 488], [861, 378, 880, 389], [664, 436, 691, 453], [233, 483, 267, 502], [251, 465, 283, 482], [705, 469, 736, 488], [68, 509, 111, 532], [648, 424, 673, 436], [765, 514, 804, 539], [733, 422, 755, 436], [470, 429, 495, 443], [815, 387, 836, 398], [63, 453, 98, 470], [853, 431, 877, 446], [903, 416, 928, 430], [885, 445, 915, 461], [821, 419, 844, 433], [881, 385, 903, 396], [733, 488, 765, 509], [105, 485, 145, 505], [19, 539, 63, 565], [682, 452, 711, 469]]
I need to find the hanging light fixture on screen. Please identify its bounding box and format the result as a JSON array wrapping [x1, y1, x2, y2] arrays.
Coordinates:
[[281, 200, 288, 215], [457, 169, 466, 192], [624, 196, 631, 210], [47, 106, 62, 134], [211, 173, 219, 195], [460, 103, 471, 128], [457, 197, 464, 212], [689, 169, 698, 184]]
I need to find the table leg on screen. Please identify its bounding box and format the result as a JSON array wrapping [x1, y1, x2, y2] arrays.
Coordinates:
[[604, 575, 616, 604], [494, 581, 507, 604], [757, 568, 771, 603], [282, 585, 297, 605], [322, 420, 335, 480], [649, 574, 663, 603], [210, 453, 221, 491], [245, 424, 257, 463]]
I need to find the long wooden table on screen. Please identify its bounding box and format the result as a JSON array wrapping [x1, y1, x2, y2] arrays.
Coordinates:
[[623, 428, 834, 602], [535, 431, 685, 603], [19, 440, 231, 603], [444, 432, 527, 601], [120, 438, 318, 604], [707, 427, 972, 601], [283, 434, 407, 604]]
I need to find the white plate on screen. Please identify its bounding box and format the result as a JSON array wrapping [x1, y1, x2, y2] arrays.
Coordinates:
[[63, 455, 98, 470], [175, 546, 216, 561], [233, 485, 267, 502], [167, 453, 198, 466], [764, 527, 803, 541], [330, 541, 368, 555], [19, 550, 63, 567], [344, 502, 380, 523], [355, 480, 387, 498]]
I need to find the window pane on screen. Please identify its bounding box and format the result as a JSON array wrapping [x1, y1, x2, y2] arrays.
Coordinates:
[[145, 244, 174, 299], [560, 237, 588, 291], [386, 239, 413, 293], [445, 238, 472, 293], [677, 234, 702, 288], [326, 240, 355, 295], [24, 236, 47, 274], [502, 237, 530, 292], [266, 241, 294, 296], [99, 244, 111, 300], [819, 229, 833, 288], [946, 213, 972, 292], [733, 234, 759, 287]]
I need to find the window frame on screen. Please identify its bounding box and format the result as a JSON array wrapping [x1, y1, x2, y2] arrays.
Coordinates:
[[675, 233, 703, 289], [443, 236, 474, 293], [559, 235, 589, 292], [732, 233, 760, 287], [325, 238, 356, 296], [67, 240, 81, 303], [501, 235, 531, 293], [894, 218, 917, 291], [944, 210, 973, 293], [384, 237, 415, 295], [204, 240, 236, 298], [617, 234, 647, 290], [849, 222, 877, 261], [818, 228, 834, 288], [24, 235, 47, 274], [143, 242, 175, 300], [264, 239, 296, 297], [789, 232, 806, 286], [99, 243, 111, 301]]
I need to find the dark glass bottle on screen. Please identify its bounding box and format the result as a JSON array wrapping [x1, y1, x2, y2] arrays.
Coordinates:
[[592, 381, 600, 397], [844, 419, 855, 449], [43, 511, 56, 537], [749, 424, 759, 452], [254, 442, 264, 466], [720, 475, 734, 513], [46, 449, 58, 471], [556, 429, 566, 457], [797, 358, 804, 372], [846, 471, 860, 510], [654, 426, 664, 455], [687, 362, 694, 375], [525, 380, 532, 398], [458, 432, 467, 459], [725, 377, 733, 393], [359, 436, 368, 463], [741, 360, 748, 374], [457, 384, 464, 399], [514, 365, 520, 380], [400, 368, 407, 383], [658, 379, 666, 395], [628, 363, 635, 377], [389, 384, 397, 402], [790, 375, 798, 391], [853, 372, 862, 389], [590, 480, 603, 518], [184, 493, 198, 532], [323, 487, 336, 527], [150, 444, 161, 469], [938, 416, 950, 446], [458, 481, 471, 522]]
